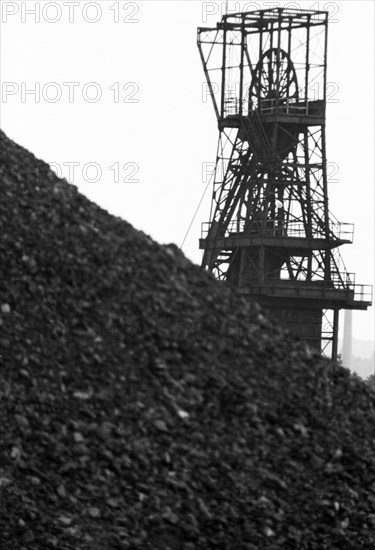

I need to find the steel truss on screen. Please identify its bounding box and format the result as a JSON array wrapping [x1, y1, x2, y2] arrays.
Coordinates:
[[198, 8, 372, 359]]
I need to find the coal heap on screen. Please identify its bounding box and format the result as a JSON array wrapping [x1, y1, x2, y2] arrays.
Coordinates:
[[1, 129, 374, 550]]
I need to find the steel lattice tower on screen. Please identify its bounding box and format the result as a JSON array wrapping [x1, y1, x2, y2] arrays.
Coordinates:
[[198, 8, 372, 359]]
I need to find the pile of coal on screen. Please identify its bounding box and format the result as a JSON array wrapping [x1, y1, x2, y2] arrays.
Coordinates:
[[0, 129, 374, 549]]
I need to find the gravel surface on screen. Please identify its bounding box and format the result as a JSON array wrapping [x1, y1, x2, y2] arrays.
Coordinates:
[[1, 129, 374, 549]]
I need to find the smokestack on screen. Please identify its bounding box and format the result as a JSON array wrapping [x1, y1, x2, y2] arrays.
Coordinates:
[[342, 310, 353, 369]]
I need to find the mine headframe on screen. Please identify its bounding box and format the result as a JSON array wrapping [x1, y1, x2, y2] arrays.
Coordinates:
[[198, 8, 372, 359]]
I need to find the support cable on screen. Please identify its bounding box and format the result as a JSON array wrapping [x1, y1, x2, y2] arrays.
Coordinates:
[[179, 169, 214, 251]]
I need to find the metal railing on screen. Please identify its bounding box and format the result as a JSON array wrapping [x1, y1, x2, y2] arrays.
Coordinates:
[[201, 219, 354, 242], [330, 270, 355, 286], [224, 95, 242, 116], [250, 272, 373, 303], [223, 95, 324, 118], [352, 284, 373, 303], [251, 97, 323, 116]]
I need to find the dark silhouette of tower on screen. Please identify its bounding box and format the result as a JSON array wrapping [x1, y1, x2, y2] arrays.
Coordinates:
[[198, 8, 372, 359]]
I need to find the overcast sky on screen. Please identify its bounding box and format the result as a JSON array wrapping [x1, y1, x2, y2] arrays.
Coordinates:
[[1, 0, 374, 344]]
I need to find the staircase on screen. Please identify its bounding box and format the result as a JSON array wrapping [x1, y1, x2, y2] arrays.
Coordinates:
[[241, 112, 272, 160]]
